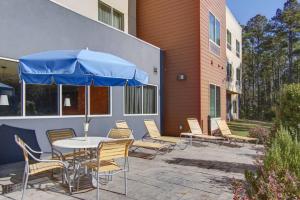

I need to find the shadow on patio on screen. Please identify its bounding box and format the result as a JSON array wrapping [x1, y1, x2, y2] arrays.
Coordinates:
[[164, 158, 256, 174]]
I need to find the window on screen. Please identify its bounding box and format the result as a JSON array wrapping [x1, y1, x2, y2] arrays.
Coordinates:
[[236, 40, 241, 57], [143, 85, 157, 114], [62, 86, 85, 115], [0, 60, 21, 116], [25, 85, 58, 116], [233, 100, 237, 113], [227, 62, 233, 82], [125, 85, 158, 115], [227, 29, 232, 50], [90, 86, 110, 115], [209, 12, 220, 46], [125, 86, 142, 114], [98, 1, 124, 31], [210, 84, 220, 118], [236, 68, 241, 86]]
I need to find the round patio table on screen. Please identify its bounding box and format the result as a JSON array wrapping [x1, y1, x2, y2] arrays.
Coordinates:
[[52, 136, 113, 149], [53, 136, 115, 189]]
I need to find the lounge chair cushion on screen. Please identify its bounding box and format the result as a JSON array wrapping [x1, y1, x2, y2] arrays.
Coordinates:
[[133, 141, 168, 150]]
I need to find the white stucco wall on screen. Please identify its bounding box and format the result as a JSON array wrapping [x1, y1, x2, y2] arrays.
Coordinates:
[[226, 6, 242, 93], [226, 6, 242, 120], [50, 0, 129, 33]]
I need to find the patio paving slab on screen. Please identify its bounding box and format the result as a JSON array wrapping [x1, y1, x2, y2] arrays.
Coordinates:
[[0, 141, 262, 200]]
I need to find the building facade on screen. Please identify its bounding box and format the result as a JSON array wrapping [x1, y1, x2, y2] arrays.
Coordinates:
[[136, 0, 227, 136], [226, 6, 242, 120], [0, 0, 161, 152]]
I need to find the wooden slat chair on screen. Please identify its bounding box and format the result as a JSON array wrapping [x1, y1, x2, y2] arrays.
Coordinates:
[[111, 125, 170, 157], [82, 139, 133, 200], [144, 119, 187, 149], [180, 118, 224, 145], [46, 128, 88, 161], [14, 135, 73, 200], [216, 120, 258, 144]]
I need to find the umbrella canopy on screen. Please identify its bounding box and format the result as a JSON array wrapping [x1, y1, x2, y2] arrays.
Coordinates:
[[0, 82, 14, 96], [19, 49, 148, 86]]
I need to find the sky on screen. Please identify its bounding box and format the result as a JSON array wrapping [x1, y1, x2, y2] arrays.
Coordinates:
[[226, 0, 292, 25]]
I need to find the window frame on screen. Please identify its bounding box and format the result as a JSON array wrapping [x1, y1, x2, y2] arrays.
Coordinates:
[[98, 0, 125, 31], [227, 29, 232, 50], [209, 84, 221, 118], [209, 11, 221, 47], [123, 84, 159, 116], [236, 40, 241, 58], [0, 57, 113, 119]]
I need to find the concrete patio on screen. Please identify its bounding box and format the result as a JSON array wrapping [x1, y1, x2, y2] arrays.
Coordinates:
[[0, 141, 262, 200]]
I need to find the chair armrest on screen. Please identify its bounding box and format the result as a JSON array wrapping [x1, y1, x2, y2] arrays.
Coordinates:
[[25, 144, 43, 154]]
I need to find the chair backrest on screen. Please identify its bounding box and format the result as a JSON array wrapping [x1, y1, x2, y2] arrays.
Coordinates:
[[97, 139, 133, 162], [46, 128, 76, 145], [115, 120, 129, 129], [144, 119, 161, 138], [14, 135, 29, 162], [107, 128, 132, 139], [217, 120, 232, 135], [187, 118, 203, 135]]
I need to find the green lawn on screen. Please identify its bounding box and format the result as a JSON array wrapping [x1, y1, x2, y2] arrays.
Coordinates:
[[227, 119, 273, 137]]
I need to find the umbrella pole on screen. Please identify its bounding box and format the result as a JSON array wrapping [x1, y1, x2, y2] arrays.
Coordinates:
[[84, 85, 89, 138], [85, 85, 88, 123]]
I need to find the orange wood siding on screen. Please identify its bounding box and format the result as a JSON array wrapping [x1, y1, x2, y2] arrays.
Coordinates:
[[137, 0, 226, 136], [200, 0, 227, 133]]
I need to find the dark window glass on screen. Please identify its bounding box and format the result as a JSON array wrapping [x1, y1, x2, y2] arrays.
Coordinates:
[[143, 85, 157, 114], [210, 84, 221, 118], [125, 86, 142, 114], [209, 12, 220, 46], [227, 29, 232, 50], [0, 60, 21, 116], [215, 20, 220, 46], [216, 86, 221, 117], [26, 84, 58, 116], [227, 62, 233, 81], [236, 68, 241, 85], [90, 86, 110, 115], [236, 40, 241, 57], [62, 86, 85, 115], [233, 100, 237, 113], [210, 85, 216, 117]]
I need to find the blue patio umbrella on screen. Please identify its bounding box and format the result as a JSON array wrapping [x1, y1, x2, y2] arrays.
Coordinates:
[[19, 49, 149, 123], [0, 82, 14, 96]]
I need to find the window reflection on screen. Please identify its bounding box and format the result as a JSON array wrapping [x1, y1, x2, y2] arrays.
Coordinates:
[[0, 60, 21, 116], [26, 84, 58, 116], [90, 86, 110, 115], [62, 85, 85, 115]]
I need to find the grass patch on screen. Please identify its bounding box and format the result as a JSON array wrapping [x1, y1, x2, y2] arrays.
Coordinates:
[[228, 119, 273, 137]]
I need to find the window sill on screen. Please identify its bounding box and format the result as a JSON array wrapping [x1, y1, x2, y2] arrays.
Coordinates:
[[123, 113, 159, 117], [0, 115, 112, 120]]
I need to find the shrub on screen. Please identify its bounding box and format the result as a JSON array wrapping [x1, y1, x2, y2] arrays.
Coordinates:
[[278, 84, 300, 140], [233, 128, 300, 199], [249, 126, 270, 144]]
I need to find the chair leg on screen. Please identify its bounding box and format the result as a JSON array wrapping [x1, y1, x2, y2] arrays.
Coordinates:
[[21, 171, 29, 200], [97, 173, 100, 200], [124, 170, 127, 196]]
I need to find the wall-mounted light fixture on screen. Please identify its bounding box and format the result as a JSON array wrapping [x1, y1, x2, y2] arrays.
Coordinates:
[[177, 74, 187, 81], [64, 97, 71, 107], [153, 67, 158, 74], [0, 95, 9, 106]]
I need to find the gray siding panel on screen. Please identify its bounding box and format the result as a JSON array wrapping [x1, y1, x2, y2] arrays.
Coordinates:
[[0, 0, 160, 152]]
